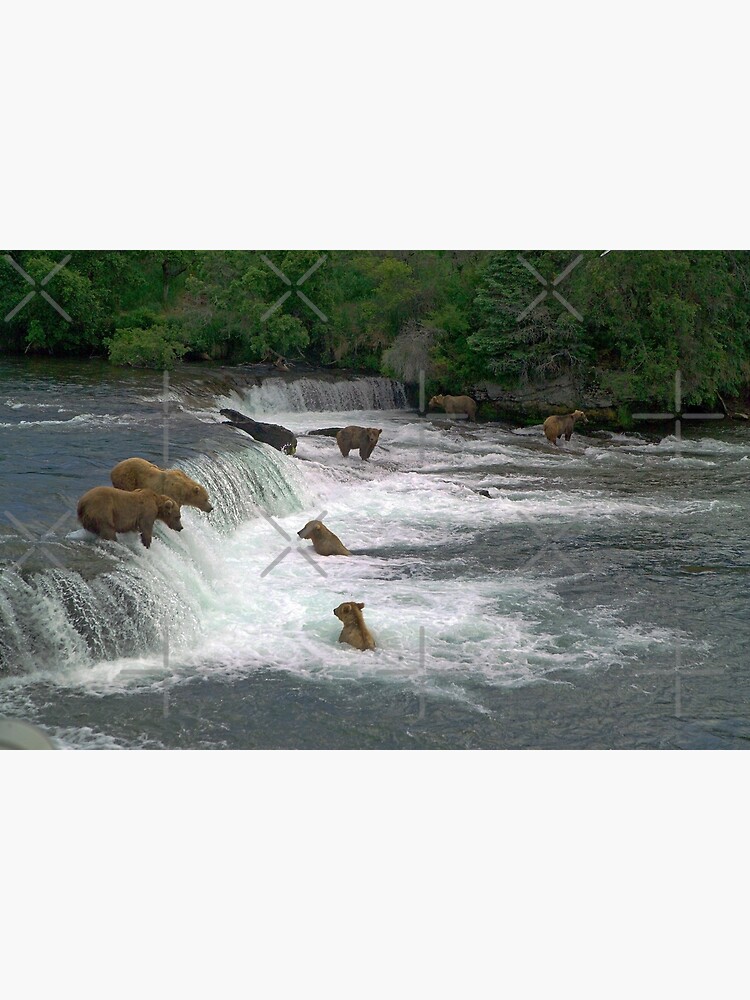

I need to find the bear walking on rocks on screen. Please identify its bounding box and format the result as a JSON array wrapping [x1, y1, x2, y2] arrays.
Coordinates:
[[297, 520, 351, 556], [111, 458, 213, 512], [336, 426, 382, 461], [77, 487, 183, 548], [543, 410, 587, 446], [428, 394, 477, 422], [334, 602, 376, 650]]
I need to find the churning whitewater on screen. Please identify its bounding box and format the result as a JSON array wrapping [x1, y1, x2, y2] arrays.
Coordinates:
[[1, 361, 748, 748]]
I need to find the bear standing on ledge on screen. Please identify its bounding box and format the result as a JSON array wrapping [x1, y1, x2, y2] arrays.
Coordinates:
[[111, 458, 213, 512], [336, 426, 382, 461], [77, 487, 183, 548], [543, 410, 587, 446]]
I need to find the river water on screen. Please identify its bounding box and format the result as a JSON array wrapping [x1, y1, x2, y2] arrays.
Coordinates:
[[1, 358, 748, 749]]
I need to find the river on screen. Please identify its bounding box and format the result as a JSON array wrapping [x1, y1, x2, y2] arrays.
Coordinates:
[[1, 358, 748, 749]]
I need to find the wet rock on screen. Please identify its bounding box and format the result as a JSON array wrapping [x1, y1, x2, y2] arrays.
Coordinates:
[[305, 427, 342, 438], [219, 408, 297, 455], [472, 376, 614, 418]]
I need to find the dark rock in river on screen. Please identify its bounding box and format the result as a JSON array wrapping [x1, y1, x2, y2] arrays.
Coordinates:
[[306, 427, 342, 437], [219, 408, 297, 455]]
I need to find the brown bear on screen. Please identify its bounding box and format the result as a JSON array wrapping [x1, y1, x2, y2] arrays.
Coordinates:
[[110, 457, 213, 512], [543, 409, 587, 446], [428, 394, 477, 422], [333, 602, 376, 651], [336, 426, 382, 461], [297, 520, 351, 556], [77, 487, 183, 548]]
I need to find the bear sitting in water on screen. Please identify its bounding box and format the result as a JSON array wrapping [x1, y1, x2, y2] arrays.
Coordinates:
[[336, 426, 382, 461], [297, 520, 351, 556], [428, 394, 477, 422], [334, 602, 376, 650], [543, 410, 587, 446], [111, 458, 213, 512], [77, 487, 183, 548]]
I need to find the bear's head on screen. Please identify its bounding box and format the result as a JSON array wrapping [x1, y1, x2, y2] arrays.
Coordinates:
[[428, 395, 445, 408], [157, 496, 183, 532], [367, 428, 382, 445], [191, 483, 213, 512], [334, 601, 365, 624], [572, 409, 587, 423], [298, 520, 324, 539]]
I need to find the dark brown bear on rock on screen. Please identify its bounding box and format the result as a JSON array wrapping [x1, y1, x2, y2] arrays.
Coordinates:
[[336, 426, 382, 461], [297, 520, 351, 556], [111, 458, 213, 512], [543, 410, 587, 446], [77, 487, 183, 548], [334, 602, 376, 650]]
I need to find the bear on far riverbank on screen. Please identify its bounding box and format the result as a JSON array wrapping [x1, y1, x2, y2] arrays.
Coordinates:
[[428, 394, 477, 422], [543, 410, 587, 446]]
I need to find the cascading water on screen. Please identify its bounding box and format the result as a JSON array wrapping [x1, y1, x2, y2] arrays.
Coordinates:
[[219, 375, 408, 416], [0, 441, 311, 676], [0, 371, 409, 679], [3, 360, 747, 749]]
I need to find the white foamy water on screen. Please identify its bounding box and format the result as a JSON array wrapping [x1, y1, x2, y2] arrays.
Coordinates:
[[2, 405, 707, 700], [2, 368, 747, 748]]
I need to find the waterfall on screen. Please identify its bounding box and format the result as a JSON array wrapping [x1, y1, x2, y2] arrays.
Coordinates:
[[0, 441, 309, 677], [223, 375, 408, 415], [0, 370, 409, 679]]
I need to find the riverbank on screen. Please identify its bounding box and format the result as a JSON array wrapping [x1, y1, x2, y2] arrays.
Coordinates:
[[3, 353, 746, 437]]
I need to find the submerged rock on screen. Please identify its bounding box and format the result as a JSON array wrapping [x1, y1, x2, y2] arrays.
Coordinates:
[[219, 408, 297, 455]]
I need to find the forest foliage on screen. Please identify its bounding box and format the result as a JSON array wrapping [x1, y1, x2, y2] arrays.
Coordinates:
[[2, 249, 749, 405]]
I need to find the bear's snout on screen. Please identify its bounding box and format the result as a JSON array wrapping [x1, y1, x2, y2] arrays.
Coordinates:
[[204, 503, 214, 512]]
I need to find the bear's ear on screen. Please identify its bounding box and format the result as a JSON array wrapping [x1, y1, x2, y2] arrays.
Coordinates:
[[357, 602, 365, 609]]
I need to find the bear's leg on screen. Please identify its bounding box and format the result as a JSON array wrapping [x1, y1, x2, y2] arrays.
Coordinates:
[[359, 446, 370, 461], [98, 524, 118, 541], [136, 517, 153, 548], [565, 432, 572, 441]]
